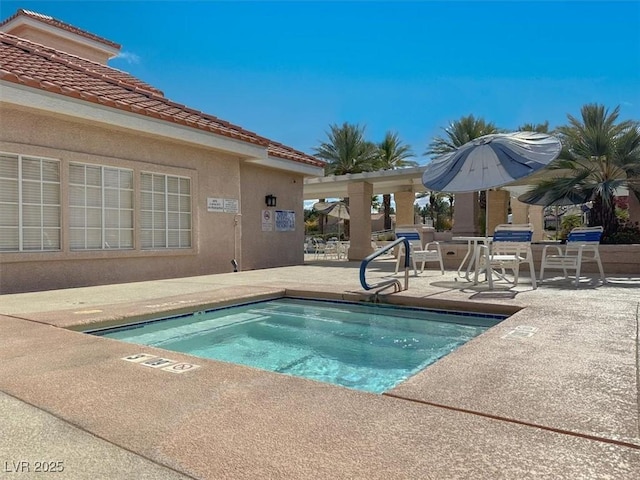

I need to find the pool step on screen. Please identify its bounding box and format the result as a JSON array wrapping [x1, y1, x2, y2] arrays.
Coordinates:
[[243, 321, 464, 370], [253, 307, 486, 340], [264, 299, 501, 328]]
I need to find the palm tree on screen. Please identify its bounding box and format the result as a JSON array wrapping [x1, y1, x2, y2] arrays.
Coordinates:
[[416, 192, 451, 230], [371, 195, 382, 212], [525, 104, 640, 241], [425, 114, 502, 157], [374, 132, 417, 229], [518, 121, 550, 133], [314, 122, 378, 176], [314, 123, 378, 238], [425, 115, 502, 232]]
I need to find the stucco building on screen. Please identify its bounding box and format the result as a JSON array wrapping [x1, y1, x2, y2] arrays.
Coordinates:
[[0, 9, 324, 294]]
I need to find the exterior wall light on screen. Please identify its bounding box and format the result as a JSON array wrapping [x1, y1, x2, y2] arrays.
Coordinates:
[[265, 194, 277, 207]]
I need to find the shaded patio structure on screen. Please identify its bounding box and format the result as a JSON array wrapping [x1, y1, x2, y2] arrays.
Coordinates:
[[305, 167, 640, 262], [304, 167, 548, 260]]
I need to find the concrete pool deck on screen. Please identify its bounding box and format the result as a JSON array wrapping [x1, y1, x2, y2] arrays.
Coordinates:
[[1, 258, 639, 479]]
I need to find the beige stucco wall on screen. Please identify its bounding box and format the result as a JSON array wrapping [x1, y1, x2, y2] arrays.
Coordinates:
[[4, 25, 114, 64], [238, 165, 305, 271], [0, 105, 305, 293], [451, 192, 480, 236]]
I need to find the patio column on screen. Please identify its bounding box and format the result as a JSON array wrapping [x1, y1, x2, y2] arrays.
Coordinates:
[[347, 181, 373, 261], [452, 192, 479, 236], [393, 190, 415, 227], [511, 197, 529, 224], [511, 196, 544, 240], [487, 190, 509, 235], [529, 205, 544, 241]]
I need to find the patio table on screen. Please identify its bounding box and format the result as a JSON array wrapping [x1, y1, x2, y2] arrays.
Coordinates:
[[452, 236, 493, 281]]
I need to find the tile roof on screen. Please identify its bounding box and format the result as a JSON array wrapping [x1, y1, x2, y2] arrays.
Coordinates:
[[0, 30, 324, 168]]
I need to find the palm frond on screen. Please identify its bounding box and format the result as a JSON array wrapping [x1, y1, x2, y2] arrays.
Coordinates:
[[424, 114, 501, 157], [527, 103, 640, 239], [375, 131, 417, 170], [314, 123, 377, 175], [518, 121, 550, 133]]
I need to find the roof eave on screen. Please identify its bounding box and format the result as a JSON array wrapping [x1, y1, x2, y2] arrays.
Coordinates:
[[1, 81, 267, 159], [303, 166, 429, 199], [247, 155, 325, 177]]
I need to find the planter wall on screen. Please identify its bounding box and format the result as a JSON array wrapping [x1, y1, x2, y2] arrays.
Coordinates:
[[437, 242, 640, 275]]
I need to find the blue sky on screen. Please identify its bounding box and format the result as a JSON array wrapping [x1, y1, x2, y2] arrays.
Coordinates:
[[3, 1, 639, 166]]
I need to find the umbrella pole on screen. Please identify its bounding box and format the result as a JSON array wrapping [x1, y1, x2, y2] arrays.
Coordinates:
[[484, 190, 490, 240], [482, 190, 490, 282]]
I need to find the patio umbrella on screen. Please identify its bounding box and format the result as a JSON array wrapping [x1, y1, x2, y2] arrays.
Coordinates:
[[517, 188, 589, 239], [313, 201, 350, 239], [517, 189, 588, 207], [422, 131, 562, 235]]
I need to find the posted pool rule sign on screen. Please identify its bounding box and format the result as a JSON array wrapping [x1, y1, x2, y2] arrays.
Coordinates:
[[262, 209, 273, 231]]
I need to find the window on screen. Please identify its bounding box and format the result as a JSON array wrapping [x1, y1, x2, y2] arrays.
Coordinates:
[[0, 153, 60, 251], [69, 163, 133, 250], [140, 173, 191, 249]]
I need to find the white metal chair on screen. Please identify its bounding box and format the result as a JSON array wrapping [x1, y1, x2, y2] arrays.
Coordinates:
[[336, 241, 349, 260], [394, 229, 444, 275], [474, 224, 537, 289], [320, 241, 342, 260], [311, 238, 328, 259], [539, 226, 605, 288]]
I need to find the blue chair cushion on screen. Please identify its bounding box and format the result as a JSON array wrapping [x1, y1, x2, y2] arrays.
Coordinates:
[[396, 232, 421, 241], [567, 231, 602, 243], [492, 230, 533, 242]]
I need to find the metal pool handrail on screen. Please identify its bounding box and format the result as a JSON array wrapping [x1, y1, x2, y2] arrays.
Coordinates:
[[359, 237, 410, 292]]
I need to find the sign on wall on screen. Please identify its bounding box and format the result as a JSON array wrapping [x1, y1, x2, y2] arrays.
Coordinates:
[[207, 197, 224, 212], [224, 198, 239, 213], [262, 209, 273, 231], [275, 210, 295, 232], [208, 197, 239, 213]]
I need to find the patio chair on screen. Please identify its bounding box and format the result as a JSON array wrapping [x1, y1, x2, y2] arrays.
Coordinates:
[[539, 226, 605, 288], [336, 241, 349, 260], [311, 238, 328, 259], [394, 228, 444, 275], [474, 224, 537, 290]]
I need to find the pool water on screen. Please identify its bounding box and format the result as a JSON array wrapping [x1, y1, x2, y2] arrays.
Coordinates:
[[89, 298, 505, 393]]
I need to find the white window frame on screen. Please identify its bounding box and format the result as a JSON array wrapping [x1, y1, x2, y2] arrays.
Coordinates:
[[140, 172, 192, 249], [0, 153, 61, 252], [69, 163, 134, 250]]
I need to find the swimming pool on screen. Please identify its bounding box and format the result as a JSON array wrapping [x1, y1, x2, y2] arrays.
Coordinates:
[[88, 298, 506, 393]]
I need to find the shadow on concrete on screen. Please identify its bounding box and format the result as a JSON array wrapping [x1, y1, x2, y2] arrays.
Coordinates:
[[470, 290, 518, 300]]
